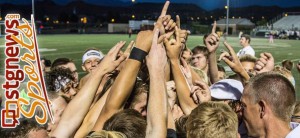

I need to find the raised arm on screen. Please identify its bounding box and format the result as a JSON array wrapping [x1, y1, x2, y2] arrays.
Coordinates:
[[254, 52, 274, 74], [221, 41, 250, 82], [92, 1, 172, 131], [91, 34, 148, 131], [206, 21, 220, 84], [165, 26, 197, 115], [74, 87, 111, 138], [146, 28, 168, 138], [51, 42, 126, 138]]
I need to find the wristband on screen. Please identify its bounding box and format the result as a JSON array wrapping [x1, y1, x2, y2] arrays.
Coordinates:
[[129, 47, 148, 62]]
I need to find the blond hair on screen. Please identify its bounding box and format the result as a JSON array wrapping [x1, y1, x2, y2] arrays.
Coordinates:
[[294, 101, 300, 115], [186, 102, 238, 138]]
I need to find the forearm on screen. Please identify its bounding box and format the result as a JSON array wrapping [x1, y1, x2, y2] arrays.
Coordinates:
[[74, 88, 110, 138], [208, 52, 219, 84], [190, 65, 201, 84], [165, 60, 171, 81], [92, 59, 141, 131], [239, 70, 250, 84], [146, 71, 167, 138], [167, 104, 176, 130], [170, 59, 197, 115], [51, 70, 105, 137]]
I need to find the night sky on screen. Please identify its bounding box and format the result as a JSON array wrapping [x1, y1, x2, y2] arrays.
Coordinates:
[[1, 0, 300, 11]]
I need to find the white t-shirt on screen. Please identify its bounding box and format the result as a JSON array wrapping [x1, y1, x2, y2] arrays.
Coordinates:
[[237, 46, 255, 57], [286, 122, 300, 138]]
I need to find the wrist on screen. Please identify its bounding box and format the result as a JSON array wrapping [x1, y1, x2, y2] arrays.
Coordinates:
[[169, 58, 180, 65], [129, 47, 148, 62], [208, 51, 216, 55]]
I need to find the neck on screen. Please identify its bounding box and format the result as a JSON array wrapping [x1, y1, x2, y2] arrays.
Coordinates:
[[243, 44, 249, 48], [264, 118, 291, 138], [203, 65, 208, 74]]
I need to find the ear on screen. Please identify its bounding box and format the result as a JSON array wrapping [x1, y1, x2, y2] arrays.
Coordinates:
[[81, 65, 86, 72], [258, 100, 266, 118]]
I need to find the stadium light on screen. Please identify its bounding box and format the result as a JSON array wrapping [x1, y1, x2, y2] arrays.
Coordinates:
[[132, 0, 135, 2], [83, 17, 87, 24]]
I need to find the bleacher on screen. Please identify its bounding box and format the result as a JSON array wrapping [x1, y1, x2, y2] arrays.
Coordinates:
[[273, 15, 300, 30]]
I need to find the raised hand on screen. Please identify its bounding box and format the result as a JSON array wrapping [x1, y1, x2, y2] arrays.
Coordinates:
[[146, 29, 167, 73], [97, 41, 126, 74], [176, 15, 190, 45], [190, 80, 211, 104], [164, 26, 182, 60], [221, 41, 250, 81], [123, 40, 135, 58], [205, 21, 220, 53], [222, 42, 243, 73], [255, 52, 274, 74], [218, 50, 231, 62], [157, 1, 171, 35]]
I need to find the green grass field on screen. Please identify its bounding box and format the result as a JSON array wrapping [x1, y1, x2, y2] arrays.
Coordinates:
[[1, 34, 300, 99]]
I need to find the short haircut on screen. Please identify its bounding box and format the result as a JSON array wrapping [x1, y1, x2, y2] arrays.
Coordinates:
[[241, 34, 251, 43], [239, 55, 257, 63], [41, 57, 51, 67], [125, 80, 149, 109], [191, 46, 208, 58], [103, 109, 146, 138], [246, 72, 296, 122], [175, 115, 188, 138], [294, 101, 300, 115], [282, 60, 294, 71], [0, 119, 46, 138], [186, 102, 238, 138], [51, 58, 73, 70]]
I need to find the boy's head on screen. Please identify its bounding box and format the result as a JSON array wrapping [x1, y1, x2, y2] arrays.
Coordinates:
[[191, 46, 208, 70], [186, 102, 238, 138], [82, 48, 104, 73]]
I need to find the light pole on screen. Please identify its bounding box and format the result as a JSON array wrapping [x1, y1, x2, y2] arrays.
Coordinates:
[[226, 0, 230, 39], [32, 0, 35, 18]]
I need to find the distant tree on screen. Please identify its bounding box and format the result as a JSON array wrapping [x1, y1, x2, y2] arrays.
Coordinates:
[[256, 19, 268, 26]]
